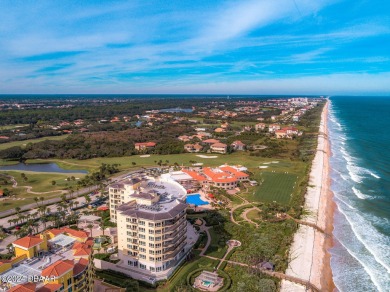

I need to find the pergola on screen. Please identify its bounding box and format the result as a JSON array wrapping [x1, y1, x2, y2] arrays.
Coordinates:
[[48, 234, 76, 249], [197, 271, 219, 284], [79, 214, 101, 224]]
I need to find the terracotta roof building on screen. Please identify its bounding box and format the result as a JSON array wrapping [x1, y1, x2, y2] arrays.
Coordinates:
[[210, 143, 227, 154], [134, 142, 156, 151]]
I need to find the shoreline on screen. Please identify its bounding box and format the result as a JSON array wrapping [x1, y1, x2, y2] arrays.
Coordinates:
[[281, 100, 335, 291]]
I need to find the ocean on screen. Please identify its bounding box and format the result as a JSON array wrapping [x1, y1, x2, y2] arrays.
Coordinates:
[[328, 97, 390, 292]]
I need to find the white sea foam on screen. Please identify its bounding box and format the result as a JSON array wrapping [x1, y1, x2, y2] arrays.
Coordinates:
[[369, 171, 380, 179], [328, 100, 390, 291], [333, 232, 386, 292], [335, 206, 390, 291], [352, 187, 370, 200], [347, 165, 363, 183], [334, 194, 356, 210]]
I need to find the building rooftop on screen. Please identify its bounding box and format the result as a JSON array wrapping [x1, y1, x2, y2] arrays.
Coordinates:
[[114, 177, 187, 220], [13, 236, 43, 249]]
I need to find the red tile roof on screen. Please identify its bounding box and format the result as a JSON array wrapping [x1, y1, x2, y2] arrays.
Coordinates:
[[47, 229, 64, 236], [13, 235, 43, 249], [73, 246, 91, 257], [211, 143, 227, 148], [8, 283, 36, 292], [181, 169, 207, 182], [61, 227, 89, 239], [42, 260, 74, 277], [73, 257, 89, 276], [231, 140, 245, 146], [36, 283, 63, 292], [135, 142, 156, 147], [203, 167, 237, 183], [220, 166, 249, 178], [202, 139, 220, 144]]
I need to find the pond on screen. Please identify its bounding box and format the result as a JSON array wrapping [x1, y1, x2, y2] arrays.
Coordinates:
[[159, 107, 193, 113], [0, 162, 88, 174]]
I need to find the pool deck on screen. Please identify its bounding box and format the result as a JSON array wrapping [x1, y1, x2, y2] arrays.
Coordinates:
[[187, 192, 214, 211]]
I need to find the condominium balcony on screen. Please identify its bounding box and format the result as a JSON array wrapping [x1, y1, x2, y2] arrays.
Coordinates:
[[163, 217, 186, 233], [163, 237, 186, 253]]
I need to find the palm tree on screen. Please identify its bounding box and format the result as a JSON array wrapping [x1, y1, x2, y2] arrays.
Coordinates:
[[34, 197, 39, 208], [15, 206, 21, 216], [87, 224, 94, 237], [84, 194, 91, 204], [8, 218, 15, 227], [41, 215, 48, 230], [99, 220, 106, 236]]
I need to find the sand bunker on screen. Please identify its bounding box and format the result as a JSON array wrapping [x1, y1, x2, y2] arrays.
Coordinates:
[[263, 162, 271, 164], [259, 166, 269, 169], [196, 155, 218, 158], [139, 155, 151, 157], [272, 161, 279, 163]]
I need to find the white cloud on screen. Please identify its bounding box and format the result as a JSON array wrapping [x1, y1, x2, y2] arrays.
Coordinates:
[[190, 0, 333, 49]]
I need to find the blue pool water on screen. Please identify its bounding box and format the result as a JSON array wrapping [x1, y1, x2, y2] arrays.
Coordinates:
[[186, 194, 209, 206]]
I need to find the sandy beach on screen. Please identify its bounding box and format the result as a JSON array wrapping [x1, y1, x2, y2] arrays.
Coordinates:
[[281, 100, 335, 292]]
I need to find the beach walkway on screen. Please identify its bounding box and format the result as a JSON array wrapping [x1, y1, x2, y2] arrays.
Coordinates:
[[203, 254, 321, 292]]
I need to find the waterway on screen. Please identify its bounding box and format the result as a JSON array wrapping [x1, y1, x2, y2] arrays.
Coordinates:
[[0, 162, 87, 174]]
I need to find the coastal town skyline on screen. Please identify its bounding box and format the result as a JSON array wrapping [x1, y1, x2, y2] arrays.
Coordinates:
[[0, 0, 389, 95]]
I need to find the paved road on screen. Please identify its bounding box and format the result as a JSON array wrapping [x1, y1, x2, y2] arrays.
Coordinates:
[[0, 169, 138, 219], [0, 185, 99, 219]]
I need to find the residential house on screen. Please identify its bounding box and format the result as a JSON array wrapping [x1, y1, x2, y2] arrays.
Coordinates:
[[202, 139, 220, 145], [268, 124, 281, 133], [210, 143, 227, 154], [178, 135, 191, 142], [184, 143, 203, 153], [231, 141, 245, 151], [134, 142, 156, 151], [284, 127, 299, 136], [275, 129, 288, 139], [255, 123, 266, 131]]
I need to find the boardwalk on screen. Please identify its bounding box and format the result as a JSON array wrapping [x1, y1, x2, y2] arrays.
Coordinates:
[[203, 255, 321, 292]]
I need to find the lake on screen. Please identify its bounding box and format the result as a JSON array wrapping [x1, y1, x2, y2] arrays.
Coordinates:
[[0, 162, 88, 174], [159, 107, 193, 113]]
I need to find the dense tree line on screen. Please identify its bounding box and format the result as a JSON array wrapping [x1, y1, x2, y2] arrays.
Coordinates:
[[0, 124, 192, 160], [0, 98, 210, 126]]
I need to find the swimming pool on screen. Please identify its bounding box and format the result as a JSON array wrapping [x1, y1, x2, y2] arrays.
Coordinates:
[[186, 194, 209, 206]]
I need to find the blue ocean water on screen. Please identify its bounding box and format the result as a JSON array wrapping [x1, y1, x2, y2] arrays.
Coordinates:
[[328, 97, 390, 292]]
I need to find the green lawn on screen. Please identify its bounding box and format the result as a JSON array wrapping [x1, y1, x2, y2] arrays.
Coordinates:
[[159, 252, 218, 291], [204, 227, 229, 259], [0, 135, 69, 151], [2, 170, 84, 192], [246, 209, 262, 222], [250, 172, 298, 205], [0, 124, 28, 130], [0, 171, 85, 212], [22, 152, 285, 171]]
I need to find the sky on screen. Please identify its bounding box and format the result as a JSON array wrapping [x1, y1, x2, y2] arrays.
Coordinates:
[[0, 0, 389, 95]]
